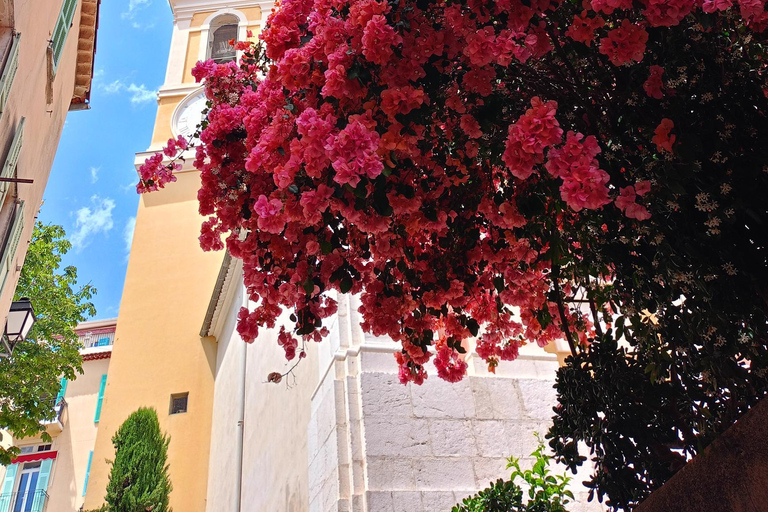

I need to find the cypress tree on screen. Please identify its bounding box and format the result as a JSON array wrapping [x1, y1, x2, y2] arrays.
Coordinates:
[[105, 407, 172, 512]]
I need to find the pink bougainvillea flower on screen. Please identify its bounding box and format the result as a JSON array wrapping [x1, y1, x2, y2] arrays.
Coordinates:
[[643, 65, 665, 99], [599, 20, 649, 66], [652, 118, 676, 152]]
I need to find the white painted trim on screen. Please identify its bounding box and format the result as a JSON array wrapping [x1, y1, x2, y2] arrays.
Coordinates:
[[158, 83, 203, 98], [164, 22, 190, 86], [210, 258, 244, 341], [75, 318, 117, 330], [201, 8, 247, 28], [198, 9, 248, 62]]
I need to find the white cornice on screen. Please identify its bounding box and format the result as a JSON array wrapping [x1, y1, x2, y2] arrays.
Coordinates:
[[75, 318, 117, 331], [158, 83, 202, 98]]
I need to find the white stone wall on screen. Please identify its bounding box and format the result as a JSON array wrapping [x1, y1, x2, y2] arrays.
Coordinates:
[[307, 358, 603, 512], [207, 281, 603, 512]]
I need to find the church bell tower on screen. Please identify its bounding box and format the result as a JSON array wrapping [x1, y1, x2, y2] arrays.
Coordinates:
[[82, 3, 273, 511]]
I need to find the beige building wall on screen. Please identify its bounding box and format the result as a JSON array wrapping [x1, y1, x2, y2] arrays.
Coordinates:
[[0, 318, 114, 512], [0, 0, 99, 327], [46, 356, 110, 512]]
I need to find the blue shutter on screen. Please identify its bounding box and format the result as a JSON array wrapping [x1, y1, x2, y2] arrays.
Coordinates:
[[82, 451, 93, 496], [0, 464, 18, 512], [94, 374, 107, 422], [30, 459, 52, 512], [55, 378, 67, 405]]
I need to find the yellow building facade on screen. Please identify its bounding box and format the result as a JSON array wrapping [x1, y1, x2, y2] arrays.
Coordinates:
[[82, 2, 273, 511]]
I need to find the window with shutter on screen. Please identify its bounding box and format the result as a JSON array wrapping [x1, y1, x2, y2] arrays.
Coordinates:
[[55, 378, 67, 405], [82, 451, 93, 497], [0, 117, 24, 209], [0, 33, 20, 114], [0, 200, 24, 296], [51, 0, 78, 71], [29, 459, 52, 512], [94, 374, 106, 422], [0, 463, 18, 511]]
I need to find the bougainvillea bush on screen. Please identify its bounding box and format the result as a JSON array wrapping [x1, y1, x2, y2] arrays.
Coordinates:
[[139, 0, 768, 508]]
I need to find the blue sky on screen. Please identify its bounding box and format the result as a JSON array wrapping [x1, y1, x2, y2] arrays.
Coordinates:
[[39, 0, 173, 319]]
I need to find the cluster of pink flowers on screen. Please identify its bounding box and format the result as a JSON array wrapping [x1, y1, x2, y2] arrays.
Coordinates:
[[503, 97, 563, 180], [615, 182, 652, 221], [566, 11, 605, 45], [546, 132, 612, 212], [136, 137, 188, 193], [139, 0, 766, 385], [599, 20, 649, 66]]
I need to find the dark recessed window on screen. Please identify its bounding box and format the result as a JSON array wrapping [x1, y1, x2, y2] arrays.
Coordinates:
[[170, 393, 188, 415], [37, 444, 52, 452]]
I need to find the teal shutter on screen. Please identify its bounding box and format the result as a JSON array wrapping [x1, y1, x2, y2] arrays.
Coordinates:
[[94, 374, 106, 422], [55, 378, 67, 405], [30, 459, 52, 512], [0, 33, 21, 114], [51, 0, 78, 70], [0, 464, 18, 512], [0, 118, 24, 212], [97, 337, 109, 347], [82, 451, 93, 496]]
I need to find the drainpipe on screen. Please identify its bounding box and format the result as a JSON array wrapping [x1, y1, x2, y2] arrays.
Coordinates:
[[235, 312, 247, 512]]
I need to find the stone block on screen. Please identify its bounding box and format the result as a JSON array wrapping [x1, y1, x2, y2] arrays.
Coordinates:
[[469, 377, 525, 420], [361, 372, 413, 417], [472, 420, 518, 458], [411, 377, 476, 419], [363, 415, 431, 457], [392, 491, 424, 512], [366, 491, 394, 512], [515, 379, 558, 420], [472, 457, 510, 488], [366, 456, 416, 490], [413, 457, 476, 491], [428, 419, 477, 457], [421, 491, 460, 511]]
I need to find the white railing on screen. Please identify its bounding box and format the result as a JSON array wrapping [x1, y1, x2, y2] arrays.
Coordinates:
[[78, 330, 115, 349]]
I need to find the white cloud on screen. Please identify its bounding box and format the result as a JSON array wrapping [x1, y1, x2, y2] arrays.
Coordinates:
[[125, 84, 157, 104], [70, 196, 116, 250], [123, 216, 136, 253], [121, 0, 151, 20], [98, 79, 157, 105], [90, 167, 100, 183]]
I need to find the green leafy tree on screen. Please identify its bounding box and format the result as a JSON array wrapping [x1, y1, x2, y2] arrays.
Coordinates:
[[105, 407, 172, 512], [0, 222, 95, 464], [454, 436, 573, 512]]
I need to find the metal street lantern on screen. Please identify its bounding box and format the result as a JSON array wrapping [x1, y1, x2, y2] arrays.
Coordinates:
[[1, 298, 36, 357]]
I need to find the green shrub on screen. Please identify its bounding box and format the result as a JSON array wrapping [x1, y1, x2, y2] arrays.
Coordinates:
[[453, 436, 573, 512]]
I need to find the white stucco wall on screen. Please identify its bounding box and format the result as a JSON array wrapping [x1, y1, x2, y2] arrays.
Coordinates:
[[206, 278, 603, 512]]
